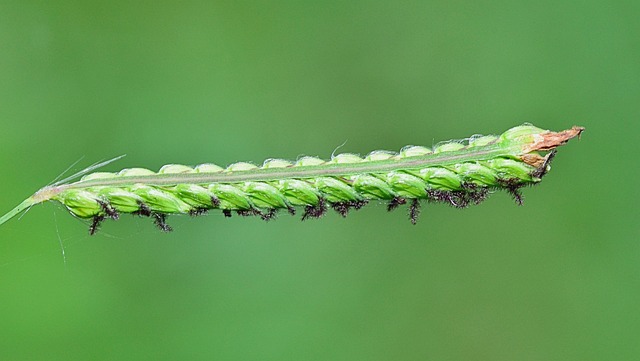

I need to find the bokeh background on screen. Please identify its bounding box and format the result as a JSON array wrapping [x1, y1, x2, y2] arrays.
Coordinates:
[[1, 1, 638, 360]]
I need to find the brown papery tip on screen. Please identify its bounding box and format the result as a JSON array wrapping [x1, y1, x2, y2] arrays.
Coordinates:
[[525, 126, 585, 153]]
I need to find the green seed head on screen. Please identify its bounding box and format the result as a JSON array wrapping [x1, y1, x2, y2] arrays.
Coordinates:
[[0, 124, 584, 233]]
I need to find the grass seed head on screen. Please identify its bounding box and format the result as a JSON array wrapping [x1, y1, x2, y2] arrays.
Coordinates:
[[0, 124, 584, 234]]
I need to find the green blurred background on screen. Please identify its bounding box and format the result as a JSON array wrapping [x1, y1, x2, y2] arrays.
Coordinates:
[[1, 1, 638, 360]]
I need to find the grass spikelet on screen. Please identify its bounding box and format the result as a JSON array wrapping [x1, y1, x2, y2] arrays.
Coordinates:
[[0, 124, 584, 235]]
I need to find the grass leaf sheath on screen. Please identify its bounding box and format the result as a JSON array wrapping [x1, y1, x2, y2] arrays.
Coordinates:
[[0, 124, 584, 234]]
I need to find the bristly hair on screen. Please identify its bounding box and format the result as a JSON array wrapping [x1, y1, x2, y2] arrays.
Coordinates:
[[409, 199, 420, 225], [387, 197, 407, 212], [302, 197, 328, 221], [152, 213, 172, 232]]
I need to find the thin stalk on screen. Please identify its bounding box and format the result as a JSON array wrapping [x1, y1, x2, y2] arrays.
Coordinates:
[[0, 198, 37, 227], [64, 143, 515, 188]]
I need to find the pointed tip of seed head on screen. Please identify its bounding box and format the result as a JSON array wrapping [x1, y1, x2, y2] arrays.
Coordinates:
[[525, 125, 585, 152]]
